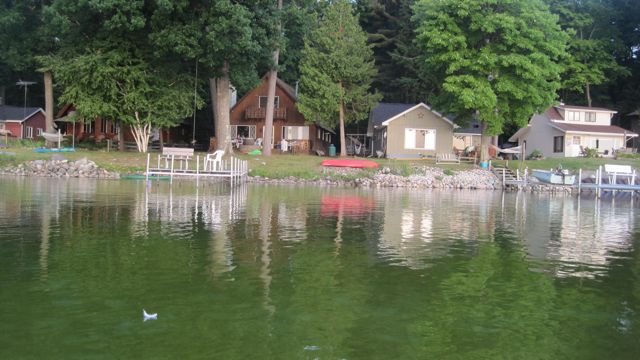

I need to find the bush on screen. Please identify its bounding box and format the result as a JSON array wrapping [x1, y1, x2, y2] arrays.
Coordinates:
[[526, 149, 543, 160], [583, 147, 599, 158]]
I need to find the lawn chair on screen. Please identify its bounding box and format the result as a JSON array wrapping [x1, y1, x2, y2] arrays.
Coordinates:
[[204, 150, 224, 171]]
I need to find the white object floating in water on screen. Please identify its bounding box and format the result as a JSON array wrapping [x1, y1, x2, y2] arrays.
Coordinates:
[[143, 309, 158, 321]]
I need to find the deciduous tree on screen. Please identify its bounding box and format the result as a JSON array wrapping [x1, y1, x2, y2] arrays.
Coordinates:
[[414, 0, 567, 161]]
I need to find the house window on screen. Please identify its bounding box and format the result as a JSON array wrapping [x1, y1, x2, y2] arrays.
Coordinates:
[[553, 136, 564, 153], [572, 136, 581, 145], [405, 128, 436, 150], [84, 121, 93, 134], [230, 125, 256, 139], [282, 126, 309, 140], [25, 126, 33, 138], [36, 128, 43, 136], [101, 118, 107, 132], [566, 111, 579, 121], [259, 96, 279, 109], [585, 112, 596, 122]]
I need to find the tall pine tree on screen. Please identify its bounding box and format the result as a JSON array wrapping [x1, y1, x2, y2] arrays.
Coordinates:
[[298, 0, 380, 156]]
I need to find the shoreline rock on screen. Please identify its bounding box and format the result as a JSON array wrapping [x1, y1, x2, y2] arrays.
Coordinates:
[[0, 158, 119, 179]]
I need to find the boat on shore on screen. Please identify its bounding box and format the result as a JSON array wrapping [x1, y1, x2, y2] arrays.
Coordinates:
[[321, 159, 380, 169], [532, 169, 575, 185]]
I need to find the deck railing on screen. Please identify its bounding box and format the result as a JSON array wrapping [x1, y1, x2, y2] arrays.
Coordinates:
[[244, 107, 287, 120]]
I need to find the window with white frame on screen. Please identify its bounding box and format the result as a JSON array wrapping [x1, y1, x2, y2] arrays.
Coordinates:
[[230, 125, 256, 139], [25, 126, 33, 138], [83, 121, 93, 134], [101, 118, 107, 132], [567, 111, 580, 121], [259, 96, 279, 108], [404, 128, 436, 150], [36, 128, 43, 136], [572, 136, 580, 145], [282, 126, 309, 140], [585, 112, 596, 122]]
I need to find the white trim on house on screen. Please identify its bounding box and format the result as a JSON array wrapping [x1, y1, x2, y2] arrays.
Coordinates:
[[380, 103, 456, 127], [548, 123, 639, 137]]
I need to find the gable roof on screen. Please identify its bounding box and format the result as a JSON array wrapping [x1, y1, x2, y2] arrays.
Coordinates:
[[550, 122, 637, 136], [231, 75, 298, 111], [369, 102, 455, 128], [369, 103, 416, 130], [0, 105, 44, 122]]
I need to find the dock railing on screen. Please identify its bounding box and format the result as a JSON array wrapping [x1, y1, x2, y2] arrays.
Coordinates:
[[145, 153, 248, 184]]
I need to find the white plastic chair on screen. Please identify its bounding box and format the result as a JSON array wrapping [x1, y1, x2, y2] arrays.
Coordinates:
[[204, 150, 224, 171], [280, 139, 289, 152]]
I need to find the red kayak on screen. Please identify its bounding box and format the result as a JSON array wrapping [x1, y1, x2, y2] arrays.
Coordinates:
[[321, 159, 380, 169]]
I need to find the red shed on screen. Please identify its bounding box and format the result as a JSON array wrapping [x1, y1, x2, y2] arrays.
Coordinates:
[[0, 105, 46, 139]]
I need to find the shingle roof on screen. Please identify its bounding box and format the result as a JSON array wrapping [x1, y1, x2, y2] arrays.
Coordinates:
[[369, 103, 416, 129], [0, 105, 42, 121], [545, 107, 564, 120], [551, 122, 637, 135]]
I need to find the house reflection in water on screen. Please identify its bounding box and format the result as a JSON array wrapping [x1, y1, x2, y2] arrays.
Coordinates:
[[503, 193, 635, 279], [375, 190, 500, 269]]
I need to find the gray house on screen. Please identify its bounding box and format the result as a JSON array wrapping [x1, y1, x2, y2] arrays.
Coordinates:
[[367, 102, 455, 158]]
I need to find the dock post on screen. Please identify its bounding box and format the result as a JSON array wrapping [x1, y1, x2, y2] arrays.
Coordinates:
[[517, 169, 520, 181], [502, 169, 506, 184], [170, 155, 175, 185], [578, 168, 582, 194], [145, 153, 150, 182], [196, 155, 200, 187]]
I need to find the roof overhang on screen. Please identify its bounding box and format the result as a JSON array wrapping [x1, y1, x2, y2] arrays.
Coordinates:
[[380, 103, 456, 127], [549, 123, 638, 137]]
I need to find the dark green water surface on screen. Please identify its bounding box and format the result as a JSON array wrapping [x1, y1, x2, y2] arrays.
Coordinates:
[[1, 177, 639, 359]]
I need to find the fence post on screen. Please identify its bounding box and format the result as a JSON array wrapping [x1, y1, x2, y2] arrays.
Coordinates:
[[145, 153, 150, 181]]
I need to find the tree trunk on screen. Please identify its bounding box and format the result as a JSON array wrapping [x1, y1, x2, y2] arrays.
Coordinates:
[[44, 71, 55, 147], [118, 121, 125, 151], [586, 82, 592, 107], [130, 112, 151, 153], [263, 0, 283, 156], [339, 95, 347, 157], [209, 78, 217, 142], [479, 121, 490, 162], [215, 62, 232, 153]]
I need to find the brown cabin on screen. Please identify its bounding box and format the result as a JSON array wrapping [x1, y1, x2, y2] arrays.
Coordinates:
[[230, 76, 333, 154]]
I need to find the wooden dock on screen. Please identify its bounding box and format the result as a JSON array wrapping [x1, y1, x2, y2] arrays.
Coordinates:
[[145, 153, 248, 185], [497, 165, 640, 197]]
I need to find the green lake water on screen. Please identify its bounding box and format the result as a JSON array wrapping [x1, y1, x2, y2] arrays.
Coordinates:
[[1, 177, 639, 359]]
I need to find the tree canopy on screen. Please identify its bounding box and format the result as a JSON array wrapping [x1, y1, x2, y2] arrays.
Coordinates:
[[298, 0, 380, 156], [413, 0, 567, 159]]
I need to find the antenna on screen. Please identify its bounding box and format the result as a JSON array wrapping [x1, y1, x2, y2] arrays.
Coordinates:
[[16, 80, 37, 118]]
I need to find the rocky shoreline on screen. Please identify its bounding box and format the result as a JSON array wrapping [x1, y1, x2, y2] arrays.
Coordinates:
[[0, 159, 580, 193], [0, 159, 119, 179]]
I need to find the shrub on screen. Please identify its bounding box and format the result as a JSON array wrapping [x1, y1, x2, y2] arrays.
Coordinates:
[[526, 149, 543, 160], [583, 147, 599, 158], [443, 169, 454, 176]]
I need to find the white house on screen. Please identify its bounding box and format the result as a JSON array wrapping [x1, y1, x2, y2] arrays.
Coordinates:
[[509, 104, 637, 158]]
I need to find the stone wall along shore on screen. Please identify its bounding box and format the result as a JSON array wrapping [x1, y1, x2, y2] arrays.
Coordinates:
[[0, 158, 119, 179]]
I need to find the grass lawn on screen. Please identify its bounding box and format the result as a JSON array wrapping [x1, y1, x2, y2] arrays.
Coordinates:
[[493, 156, 640, 172], [2, 144, 639, 178]]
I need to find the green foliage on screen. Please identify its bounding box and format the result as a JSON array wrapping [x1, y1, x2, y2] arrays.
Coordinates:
[[358, 0, 431, 103], [582, 147, 599, 158], [549, 0, 630, 105], [298, 0, 381, 129], [413, 0, 567, 135], [527, 149, 544, 160], [443, 169, 454, 176]]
